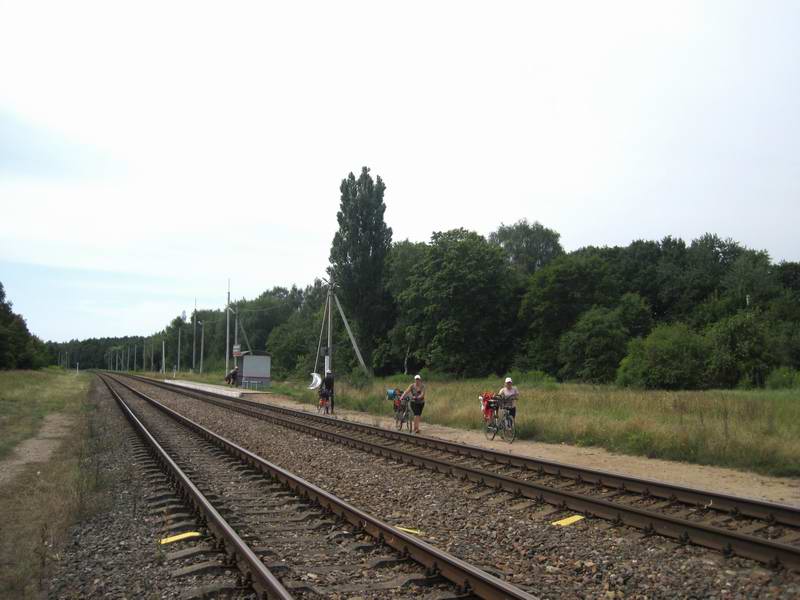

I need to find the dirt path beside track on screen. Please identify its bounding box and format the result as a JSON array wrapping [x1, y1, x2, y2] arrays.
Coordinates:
[[0, 413, 74, 487], [247, 392, 800, 507]]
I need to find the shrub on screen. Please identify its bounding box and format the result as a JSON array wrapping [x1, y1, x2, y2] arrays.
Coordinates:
[[345, 367, 372, 389], [616, 323, 708, 389], [558, 307, 628, 383], [705, 310, 773, 388], [766, 367, 800, 390], [507, 369, 558, 388]]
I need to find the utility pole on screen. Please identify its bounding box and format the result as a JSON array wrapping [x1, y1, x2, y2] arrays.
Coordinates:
[[199, 321, 205, 374], [225, 280, 230, 375], [150, 343, 154, 372], [234, 306, 239, 368], [326, 284, 333, 374], [162, 339, 166, 375], [134, 343, 137, 371], [192, 297, 197, 372], [177, 328, 181, 373]]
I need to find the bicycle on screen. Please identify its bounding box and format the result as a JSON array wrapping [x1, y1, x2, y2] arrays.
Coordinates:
[[394, 395, 413, 432], [483, 396, 516, 443], [318, 389, 331, 415]]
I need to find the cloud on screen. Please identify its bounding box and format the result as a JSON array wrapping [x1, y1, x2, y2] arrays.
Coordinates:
[[0, 111, 122, 180]]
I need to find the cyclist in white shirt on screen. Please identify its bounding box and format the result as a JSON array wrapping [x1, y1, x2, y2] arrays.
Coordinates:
[[496, 377, 519, 420]]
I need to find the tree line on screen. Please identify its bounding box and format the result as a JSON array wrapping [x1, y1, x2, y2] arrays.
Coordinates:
[[0, 282, 49, 369], [48, 167, 800, 389]]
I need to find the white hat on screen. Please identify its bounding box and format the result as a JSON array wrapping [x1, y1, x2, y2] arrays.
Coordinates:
[[505, 377, 513, 384], [414, 374, 421, 380]]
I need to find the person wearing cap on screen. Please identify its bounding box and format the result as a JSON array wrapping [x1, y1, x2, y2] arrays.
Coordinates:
[[497, 377, 519, 420], [401, 374, 426, 434], [322, 370, 335, 414]]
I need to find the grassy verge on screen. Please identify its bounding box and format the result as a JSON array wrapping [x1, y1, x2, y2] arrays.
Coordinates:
[[272, 375, 800, 478], [0, 368, 90, 459], [0, 369, 109, 599], [134, 368, 800, 477]]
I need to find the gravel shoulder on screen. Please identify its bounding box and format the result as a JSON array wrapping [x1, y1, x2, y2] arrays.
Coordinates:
[[143, 380, 800, 599], [48, 380, 252, 599]]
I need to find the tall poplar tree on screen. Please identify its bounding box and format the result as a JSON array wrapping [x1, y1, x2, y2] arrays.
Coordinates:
[[329, 167, 393, 366]]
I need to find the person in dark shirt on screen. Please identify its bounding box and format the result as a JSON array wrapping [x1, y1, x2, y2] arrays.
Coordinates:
[[322, 370, 334, 414], [225, 365, 239, 386]]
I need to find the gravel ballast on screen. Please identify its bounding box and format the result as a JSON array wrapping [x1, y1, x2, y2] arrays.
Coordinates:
[[127, 378, 800, 599]]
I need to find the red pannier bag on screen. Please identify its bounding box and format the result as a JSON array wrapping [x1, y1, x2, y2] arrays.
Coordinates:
[[480, 392, 497, 421]]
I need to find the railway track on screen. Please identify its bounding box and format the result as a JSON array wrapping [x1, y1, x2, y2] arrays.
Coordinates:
[[116, 373, 800, 572], [100, 373, 536, 599]]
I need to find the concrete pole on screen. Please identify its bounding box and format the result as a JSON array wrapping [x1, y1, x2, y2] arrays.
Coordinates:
[[162, 339, 166, 375], [192, 297, 197, 371], [234, 309, 239, 368], [199, 322, 205, 374], [134, 343, 137, 371], [225, 280, 230, 375], [326, 285, 333, 374], [177, 328, 181, 373]]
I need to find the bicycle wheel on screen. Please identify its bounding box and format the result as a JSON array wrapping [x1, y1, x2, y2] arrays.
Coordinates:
[[405, 408, 414, 432], [395, 410, 404, 430], [484, 417, 497, 440], [500, 416, 516, 443]]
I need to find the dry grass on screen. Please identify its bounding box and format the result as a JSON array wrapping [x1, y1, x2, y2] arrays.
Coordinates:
[[145, 368, 800, 476], [0, 368, 88, 459], [0, 369, 109, 599], [274, 376, 800, 477]]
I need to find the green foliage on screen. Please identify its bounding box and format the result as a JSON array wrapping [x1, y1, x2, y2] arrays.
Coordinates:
[[43, 226, 800, 391], [615, 292, 653, 338], [345, 366, 372, 389], [505, 369, 558, 388], [489, 218, 564, 275], [0, 282, 49, 370], [705, 310, 774, 388], [721, 249, 781, 309], [329, 166, 393, 360], [558, 307, 628, 383], [617, 323, 709, 389], [398, 229, 519, 376], [766, 367, 800, 390], [776, 261, 800, 292], [519, 253, 613, 373], [374, 240, 430, 374]]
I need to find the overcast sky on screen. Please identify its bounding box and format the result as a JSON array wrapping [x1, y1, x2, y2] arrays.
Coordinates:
[[1, 1, 798, 342]]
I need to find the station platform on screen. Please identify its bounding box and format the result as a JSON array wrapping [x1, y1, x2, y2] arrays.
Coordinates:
[[164, 379, 268, 399]]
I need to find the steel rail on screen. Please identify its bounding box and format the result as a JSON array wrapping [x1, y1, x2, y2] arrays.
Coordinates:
[[118, 373, 800, 571], [106, 373, 537, 600], [98, 375, 292, 600], [125, 373, 800, 528]]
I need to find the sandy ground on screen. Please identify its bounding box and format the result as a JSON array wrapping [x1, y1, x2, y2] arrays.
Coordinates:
[[234, 389, 800, 508], [0, 413, 74, 487]]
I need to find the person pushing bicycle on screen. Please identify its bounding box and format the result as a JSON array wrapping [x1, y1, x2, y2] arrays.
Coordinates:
[[400, 374, 426, 434], [496, 377, 519, 421]]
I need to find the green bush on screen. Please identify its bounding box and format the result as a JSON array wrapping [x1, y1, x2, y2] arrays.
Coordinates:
[[766, 367, 800, 390], [705, 310, 773, 388], [345, 367, 372, 389], [616, 323, 708, 389], [507, 369, 557, 387], [558, 307, 628, 383]]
